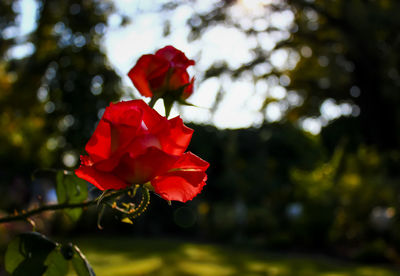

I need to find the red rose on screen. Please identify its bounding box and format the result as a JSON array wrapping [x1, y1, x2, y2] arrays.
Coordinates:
[[75, 100, 208, 203], [128, 46, 195, 100]]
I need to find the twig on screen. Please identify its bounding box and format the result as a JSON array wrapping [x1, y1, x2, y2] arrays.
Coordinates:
[[0, 201, 96, 224], [0, 188, 130, 224]]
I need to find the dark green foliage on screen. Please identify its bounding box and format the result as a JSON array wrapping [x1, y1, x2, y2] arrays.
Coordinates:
[[5, 232, 56, 276], [5, 232, 95, 276], [43, 249, 69, 276], [0, 0, 123, 204], [105, 122, 399, 261]]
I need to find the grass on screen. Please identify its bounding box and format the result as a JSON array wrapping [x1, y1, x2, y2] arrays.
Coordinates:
[[66, 236, 399, 276]]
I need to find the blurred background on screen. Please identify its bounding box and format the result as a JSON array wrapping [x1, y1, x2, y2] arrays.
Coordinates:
[[1, 0, 400, 275]]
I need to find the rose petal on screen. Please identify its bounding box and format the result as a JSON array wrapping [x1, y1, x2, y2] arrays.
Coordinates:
[[124, 133, 161, 158], [75, 165, 128, 190], [85, 119, 112, 162], [103, 101, 143, 127], [132, 100, 167, 131], [112, 147, 178, 185], [151, 172, 207, 202], [158, 117, 193, 155], [182, 77, 195, 100], [103, 102, 144, 154], [92, 152, 122, 172], [128, 55, 170, 97], [151, 152, 209, 202], [168, 68, 190, 91], [172, 152, 210, 171], [156, 46, 195, 69]]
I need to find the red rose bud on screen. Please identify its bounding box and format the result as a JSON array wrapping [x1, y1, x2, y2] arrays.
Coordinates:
[[128, 46, 195, 116], [75, 100, 208, 203]]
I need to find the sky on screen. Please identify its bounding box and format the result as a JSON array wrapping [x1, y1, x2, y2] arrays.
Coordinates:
[[10, 0, 355, 134]]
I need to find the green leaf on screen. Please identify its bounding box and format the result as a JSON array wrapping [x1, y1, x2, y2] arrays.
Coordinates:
[[4, 236, 25, 273], [43, 248, 68, 276], [72, 245, 96, 276], [56, 171, 89, 221], [5, 232, 57, 276], [177, 99, 196, 107]]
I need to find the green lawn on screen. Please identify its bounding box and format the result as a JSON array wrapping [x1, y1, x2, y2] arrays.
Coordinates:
[[67, 236, 399, 276]]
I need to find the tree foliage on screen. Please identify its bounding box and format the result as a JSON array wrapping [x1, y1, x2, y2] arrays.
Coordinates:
[[0, 0, 123, 201], [181, 0, 400, 149]]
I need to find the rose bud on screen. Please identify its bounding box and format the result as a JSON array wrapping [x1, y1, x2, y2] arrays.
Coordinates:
[[128, 46, 195, 116]]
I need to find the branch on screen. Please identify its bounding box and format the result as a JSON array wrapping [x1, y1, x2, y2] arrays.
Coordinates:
[[0, 201, 96, 224], [0, 188, 130, 224]]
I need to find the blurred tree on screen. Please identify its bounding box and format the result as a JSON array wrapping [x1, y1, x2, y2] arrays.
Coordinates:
[[166, 0, 400, 259], [180, 0, 400, 150], [0, 0, 123, 208], [285, 0, 400, 150]]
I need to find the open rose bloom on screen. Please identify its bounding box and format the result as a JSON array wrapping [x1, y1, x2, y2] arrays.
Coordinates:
[[75, 100, 208, 203], [128, 46, 195, 100]]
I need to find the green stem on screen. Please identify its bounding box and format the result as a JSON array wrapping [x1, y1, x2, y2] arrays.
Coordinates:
[[0, 188, 130, 224]]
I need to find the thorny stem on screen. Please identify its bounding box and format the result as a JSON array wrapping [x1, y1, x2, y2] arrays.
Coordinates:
[[0, 187, 131, 224]]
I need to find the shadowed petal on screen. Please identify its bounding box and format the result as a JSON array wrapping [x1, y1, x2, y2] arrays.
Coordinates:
[[168, 68, 190, 91], [75, 166, 128, 190], [182, 77, 195, 99], [103, 101, 143, 127], [113, 147, 178, 185], [155, 46, 195, 69], [103, 101, 145, 154], [128, 55, 170, 97], [85, 119, 112, 163]]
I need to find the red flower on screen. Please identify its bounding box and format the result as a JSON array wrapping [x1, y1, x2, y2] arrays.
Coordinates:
[[75, 100, 208, 203], [128, 46, 195, 100]]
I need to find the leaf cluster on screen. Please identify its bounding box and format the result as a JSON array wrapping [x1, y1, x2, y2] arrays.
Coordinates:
[[5, 232, 95, 276]]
